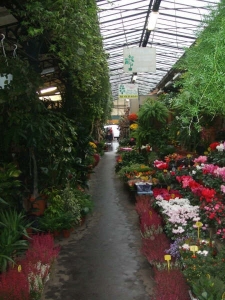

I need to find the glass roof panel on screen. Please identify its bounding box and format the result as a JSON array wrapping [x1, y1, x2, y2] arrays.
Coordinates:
[[97, 0, 220, 99]]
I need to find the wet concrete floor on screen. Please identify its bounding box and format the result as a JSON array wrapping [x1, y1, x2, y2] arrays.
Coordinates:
[[42, 141, 154, 300]]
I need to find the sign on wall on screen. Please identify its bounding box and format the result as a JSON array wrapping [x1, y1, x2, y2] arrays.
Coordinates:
[[118, 84, 138, 99], [123, 47, 156, 73]]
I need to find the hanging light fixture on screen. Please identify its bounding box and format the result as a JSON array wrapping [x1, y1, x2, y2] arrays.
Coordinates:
[[147, 11, 159, 31], [40, 86, 57, 94]]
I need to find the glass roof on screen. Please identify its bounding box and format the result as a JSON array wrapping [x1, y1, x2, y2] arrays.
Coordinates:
[[96, 0, 220, 100]]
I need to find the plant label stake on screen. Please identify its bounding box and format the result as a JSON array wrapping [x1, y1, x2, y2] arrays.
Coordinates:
[[190, 245, 198, 258], [164, 254, 171, 271], [195, 221, 203, 239]]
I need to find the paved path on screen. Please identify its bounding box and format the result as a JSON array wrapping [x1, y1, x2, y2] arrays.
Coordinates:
[[42, 142, 154, 300]]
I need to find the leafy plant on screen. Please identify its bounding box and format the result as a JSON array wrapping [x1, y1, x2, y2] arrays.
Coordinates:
[[171, 0, 225, 132], [191, 275, 225, 300], [0, 209, 32, 272], [0, 162, 21, 208], [134, 98, 170, 148]]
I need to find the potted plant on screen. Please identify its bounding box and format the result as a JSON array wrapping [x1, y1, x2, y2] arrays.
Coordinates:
[[0, 209, 34, 272]]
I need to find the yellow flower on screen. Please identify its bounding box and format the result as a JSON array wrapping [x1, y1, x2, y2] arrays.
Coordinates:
[[130, 123, 138, 130], [89, 142, 97, 149]]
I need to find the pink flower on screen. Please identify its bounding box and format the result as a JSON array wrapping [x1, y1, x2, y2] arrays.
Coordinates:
[[154, 160, 168, 170], [194, 156, 207, 164], [221, 185, 225, 194]]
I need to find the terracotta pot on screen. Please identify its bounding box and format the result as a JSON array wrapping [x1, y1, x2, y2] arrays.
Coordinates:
[[80, 216, 86, 226], [53, 230, 61, 238], [62, 229, 71, 238], [29, 195, 46, 216]]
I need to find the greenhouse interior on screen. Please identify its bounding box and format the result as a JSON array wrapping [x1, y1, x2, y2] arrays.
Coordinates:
[[1, 0, 225, 299]]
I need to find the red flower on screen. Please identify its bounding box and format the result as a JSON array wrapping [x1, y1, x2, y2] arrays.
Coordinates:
[[209, 142, 220, 150], [128, 113, 138, 121], [209, 212, 216, 219], [200, 188, 216, 203], [154, 160, 168, 170]]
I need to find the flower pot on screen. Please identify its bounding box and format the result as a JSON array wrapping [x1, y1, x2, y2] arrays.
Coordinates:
[[53, 230, 61, 238], [62, 229, 71, 238], [80, 216, 86, 226], [29, 195, 46, 216]]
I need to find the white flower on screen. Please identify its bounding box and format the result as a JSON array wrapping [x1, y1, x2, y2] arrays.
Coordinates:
[[216, 144, 224, 152], [197, 250, 208, 256], [181, 243, 190, 250], [192, 170, 196, 175]]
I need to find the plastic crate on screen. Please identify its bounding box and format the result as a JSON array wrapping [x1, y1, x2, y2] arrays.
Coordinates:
[[135, 182, 153, 195]]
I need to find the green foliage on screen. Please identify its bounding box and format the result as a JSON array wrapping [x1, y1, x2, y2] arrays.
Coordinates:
[[138, 98, 169, 127], [39, 211, 77, 231], [0, 162, 21, 207], [191, 275, 225, 300], [135, 98, 170, 148], [207, 150, 225, 167], [115, 150, 146, 173], [0, 209, 32, 272], [41, 186, 93, 232], [15, 0, 112, 126], [171, 0, 225, 131]]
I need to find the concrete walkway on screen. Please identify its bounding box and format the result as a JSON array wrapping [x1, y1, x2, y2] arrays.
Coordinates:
[[42, 141, 154, 300]]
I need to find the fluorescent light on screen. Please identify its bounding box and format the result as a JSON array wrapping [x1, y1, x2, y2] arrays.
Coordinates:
[[165, 81, 173, 88], [157, 89, 163, 95], [40, 86, 57, 94], [41, 67, 55, 75], [173, 73, 181, 80], [147, 11, 159, 31], [39, 94, 62, 102]]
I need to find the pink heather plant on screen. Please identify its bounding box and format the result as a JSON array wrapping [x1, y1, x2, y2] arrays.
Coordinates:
[[140, 209, 162, 233], [0, 233, 60, 300], [0, 268, 30, 300], [153, 268, 190, 300], [141, 232, 170, 263], [26, 234, 60, 265], [135, 196, 151, 216]]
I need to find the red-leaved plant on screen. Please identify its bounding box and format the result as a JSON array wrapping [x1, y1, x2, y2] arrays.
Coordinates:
[[135, 196, 151, 216], [153, 268, 190, 300], [0, 233, 60, 300], [140, 209, 162, 233], [141, 233, 170, 263], [0, 268, 30, 300], [25, 233, 60, 265]]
